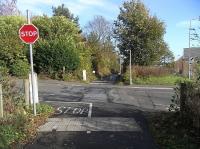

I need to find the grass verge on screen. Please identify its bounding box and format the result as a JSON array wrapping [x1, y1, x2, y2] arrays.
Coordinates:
[[132, 76, 188, 86], [0, 104, 54, 149], [148, 112, 200, 149]]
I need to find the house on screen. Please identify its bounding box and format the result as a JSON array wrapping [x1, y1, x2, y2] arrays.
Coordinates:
[[175, 47, 200, 78]]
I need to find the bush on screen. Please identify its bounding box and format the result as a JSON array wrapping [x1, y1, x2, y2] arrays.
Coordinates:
[[123, 65, 177, 85], [33, 16, 81, 74], [170, 80, 200, 131], [62, 72, 78, 81], [10, 59, 29, 77], [36, 104, 54, 115], [132, 65, 172, 78], [0, 16, 27, 74]]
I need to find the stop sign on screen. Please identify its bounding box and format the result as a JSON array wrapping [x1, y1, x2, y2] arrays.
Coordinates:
[[19, 24, 39, 44]]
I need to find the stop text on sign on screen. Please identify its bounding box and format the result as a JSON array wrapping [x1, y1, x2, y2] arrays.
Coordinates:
[[20, 31, 38, 37], [19, 24, 39, 44]]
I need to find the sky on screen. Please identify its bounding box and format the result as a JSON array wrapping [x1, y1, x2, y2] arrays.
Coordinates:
[[17, 0, 200, 59]]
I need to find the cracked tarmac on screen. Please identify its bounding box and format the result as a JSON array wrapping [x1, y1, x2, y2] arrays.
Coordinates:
[[23, 80, 174, 149]]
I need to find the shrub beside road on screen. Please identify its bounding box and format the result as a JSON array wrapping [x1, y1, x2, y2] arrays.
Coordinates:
[[148, 112, 199, 149], [148, 79, 200, 149], [0, 70, 54, 148]]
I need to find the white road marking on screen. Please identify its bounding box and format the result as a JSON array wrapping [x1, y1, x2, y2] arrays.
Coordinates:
[[88, 103, 92, 118], [90, 83, 110, 85], [49, 93, 55, 96], [124, 86, 173, 90], [154, 103, 169, 106], [45, 101, 92, 118]]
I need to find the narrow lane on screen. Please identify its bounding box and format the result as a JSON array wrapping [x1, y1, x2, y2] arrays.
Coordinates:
[[25, 80, 173, 149]]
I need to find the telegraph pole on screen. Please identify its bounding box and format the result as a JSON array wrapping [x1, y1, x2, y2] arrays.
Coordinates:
[[189, 20, 191, 80], [130, 49, 132, 85]]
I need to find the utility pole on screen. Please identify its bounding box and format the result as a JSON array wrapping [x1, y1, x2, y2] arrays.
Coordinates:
[[130, 49, 132, 85], [189, 20, 191, 80], [119, 56, 122, 75], [188, 16, 200, 79]]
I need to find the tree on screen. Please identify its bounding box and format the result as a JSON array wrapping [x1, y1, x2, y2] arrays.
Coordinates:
[[85, 15, 113, 46], [52, 4, 79, 25], [114, 0, 168, 66], [0, 0, 19, 15], [0, 16, 29, 76], [84, 16, 119, 77], [159, 49, 175, 67], [32, 16, 80, 74]]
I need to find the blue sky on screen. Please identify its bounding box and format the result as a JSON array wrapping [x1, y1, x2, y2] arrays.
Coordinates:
[[17, 0, 200, 59]]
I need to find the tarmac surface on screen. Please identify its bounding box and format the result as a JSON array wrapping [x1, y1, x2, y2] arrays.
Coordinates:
[[24, 80, 174, 149]]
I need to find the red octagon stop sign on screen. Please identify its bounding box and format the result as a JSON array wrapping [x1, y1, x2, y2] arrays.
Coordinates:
[[19, 24, 39, 44]]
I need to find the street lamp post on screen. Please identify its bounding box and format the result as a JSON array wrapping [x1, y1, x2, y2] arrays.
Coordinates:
[[119, 55, 122, 75], [188, 16, 200, 79], [129, 49, 132, 85]]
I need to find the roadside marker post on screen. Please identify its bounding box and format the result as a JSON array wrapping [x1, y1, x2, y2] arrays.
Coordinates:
[[0, 84, 3, 118], [19, 10, 39, 116]]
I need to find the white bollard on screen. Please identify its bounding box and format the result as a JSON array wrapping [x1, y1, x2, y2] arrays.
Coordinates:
[[24, 79, 30, 107], [29, 73, 39, 104], [0, 84, 3, 118], [83, 70, 87, 81], [33, 73, 39, 103]]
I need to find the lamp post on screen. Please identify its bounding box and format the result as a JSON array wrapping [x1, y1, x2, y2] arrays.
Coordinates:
[[188, 16, 200, 79], [129, 49, 132, 85], [119, 53, 122, 75]]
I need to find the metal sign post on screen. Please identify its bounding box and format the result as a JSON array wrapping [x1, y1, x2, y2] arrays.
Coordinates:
[[29, 44, 36, 116], [27, 10, 36, 116], [19, 10, 39, 116]]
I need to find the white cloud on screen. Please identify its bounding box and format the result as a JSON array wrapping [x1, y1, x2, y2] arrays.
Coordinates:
[[18, 0, 60, 6], [79, 0, 105, 6], [17, 0, 121, 26]]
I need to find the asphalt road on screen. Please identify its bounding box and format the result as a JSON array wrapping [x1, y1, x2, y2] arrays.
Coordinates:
[[25, 80, 174, 149]]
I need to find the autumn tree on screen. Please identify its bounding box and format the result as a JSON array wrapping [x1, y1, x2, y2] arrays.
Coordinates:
[[114, 0, 168, 66], [85, 15, 112, 46], [159, 48, 175, 67], [85, 16, 119, 77]]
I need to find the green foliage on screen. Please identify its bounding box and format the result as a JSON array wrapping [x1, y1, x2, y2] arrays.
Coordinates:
[[169, 79, 193, 112], [10, 59, 29, 77], [74, 45, 95, 81], [96, 50, 119, 77], [124, 75, 185, 85], [148, 112, 199, 149], [114, 0, 168, 66], [34, 37, 80, 73], [159, 49, 175, 67], [123, 65, 184, 85], [36, 104, 54, 115], [194, 63, 200, 81], [52, 4, 79, 25], [0, 16, 29, 77], [32, 16, 81, 75], [85, 16, 119, 77], [0, 125, 24, 148]]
